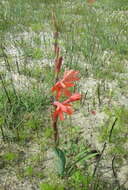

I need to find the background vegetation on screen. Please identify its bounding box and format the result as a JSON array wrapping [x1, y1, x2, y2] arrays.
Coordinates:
[[0, 0, 128, 189]]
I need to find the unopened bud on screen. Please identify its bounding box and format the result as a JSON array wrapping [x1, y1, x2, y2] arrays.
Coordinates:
[[55, 56, 63, 73]]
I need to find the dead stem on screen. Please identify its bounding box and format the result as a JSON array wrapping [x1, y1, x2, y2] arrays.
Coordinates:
[[97, 83, 101, 107], [52, 117, 59, 147], [112, 156, 120, 188], [15, 59, 20, 75], [92, 142, 107, 178]]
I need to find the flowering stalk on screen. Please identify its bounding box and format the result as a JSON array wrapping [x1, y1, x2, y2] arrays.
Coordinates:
[[51, 69, 81, 146], [52, 115, 59, 146], [51, 12, 81, 147], [51, 12, 61, 146]]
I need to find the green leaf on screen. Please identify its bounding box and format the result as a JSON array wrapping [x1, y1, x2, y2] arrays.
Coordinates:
[[53, 147, 66, 176], [74, 149, 91, 160], [67, 152, 98, 176], [75, 153, 98, 164]]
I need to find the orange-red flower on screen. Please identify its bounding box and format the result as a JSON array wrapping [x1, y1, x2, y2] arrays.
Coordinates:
[[63, 93, 81, 104], [51, 70, 79, 100], [63, 70, 79, 83], [87, 0, 96, 5], [52, 93, 81, 120], [51, 81, 74, 100], [52, 101, 73, 120]]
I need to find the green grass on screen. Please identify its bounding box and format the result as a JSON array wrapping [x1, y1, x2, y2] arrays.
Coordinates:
[[99, 106, 128, 158]]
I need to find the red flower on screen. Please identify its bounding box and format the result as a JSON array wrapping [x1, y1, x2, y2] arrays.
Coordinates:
[[91, 110, 96, 115], [63, 70, 79, 83], [51, 81, 73, 100], [63, 93, 81, 104], [53, 101, 73, 120], [87, 0, 96, 5], [51, 70, 79, 100]]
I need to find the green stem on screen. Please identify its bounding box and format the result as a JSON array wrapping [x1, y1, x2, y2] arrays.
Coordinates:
[[0, 74, 12, 105], [0, 124, 5, 141]]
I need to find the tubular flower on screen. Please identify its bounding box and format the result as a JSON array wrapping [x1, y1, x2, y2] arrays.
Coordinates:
[[53, 101, 73, 120], [51, 70, 79, 100], [63, 93, 81, 104], [51, 81, 74, 100], [63, 70, 79, 83]]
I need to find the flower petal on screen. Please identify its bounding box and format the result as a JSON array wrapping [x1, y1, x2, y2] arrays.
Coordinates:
[[63, 70, 79, 82], [59, 110, 64, 120], [53, 101, 74, 120], [63, 93, 81, 104], [69, 93, 81, 102], [63, 88, 72, 97], [66, 106, 74, 115]]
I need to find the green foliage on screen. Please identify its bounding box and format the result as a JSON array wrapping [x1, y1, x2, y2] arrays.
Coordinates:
[[99, 106, 128, 159], [65, 149, 98, 176], [3, 152, 17, 162], [23, 166, 44, 178], [0, 0, 128, 189], [100, 0, 128, 10], [53, 147, 66, 176], [39, 183, 64, 190], [24, 166, 34, 177], [70, 170, 92, 190]]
